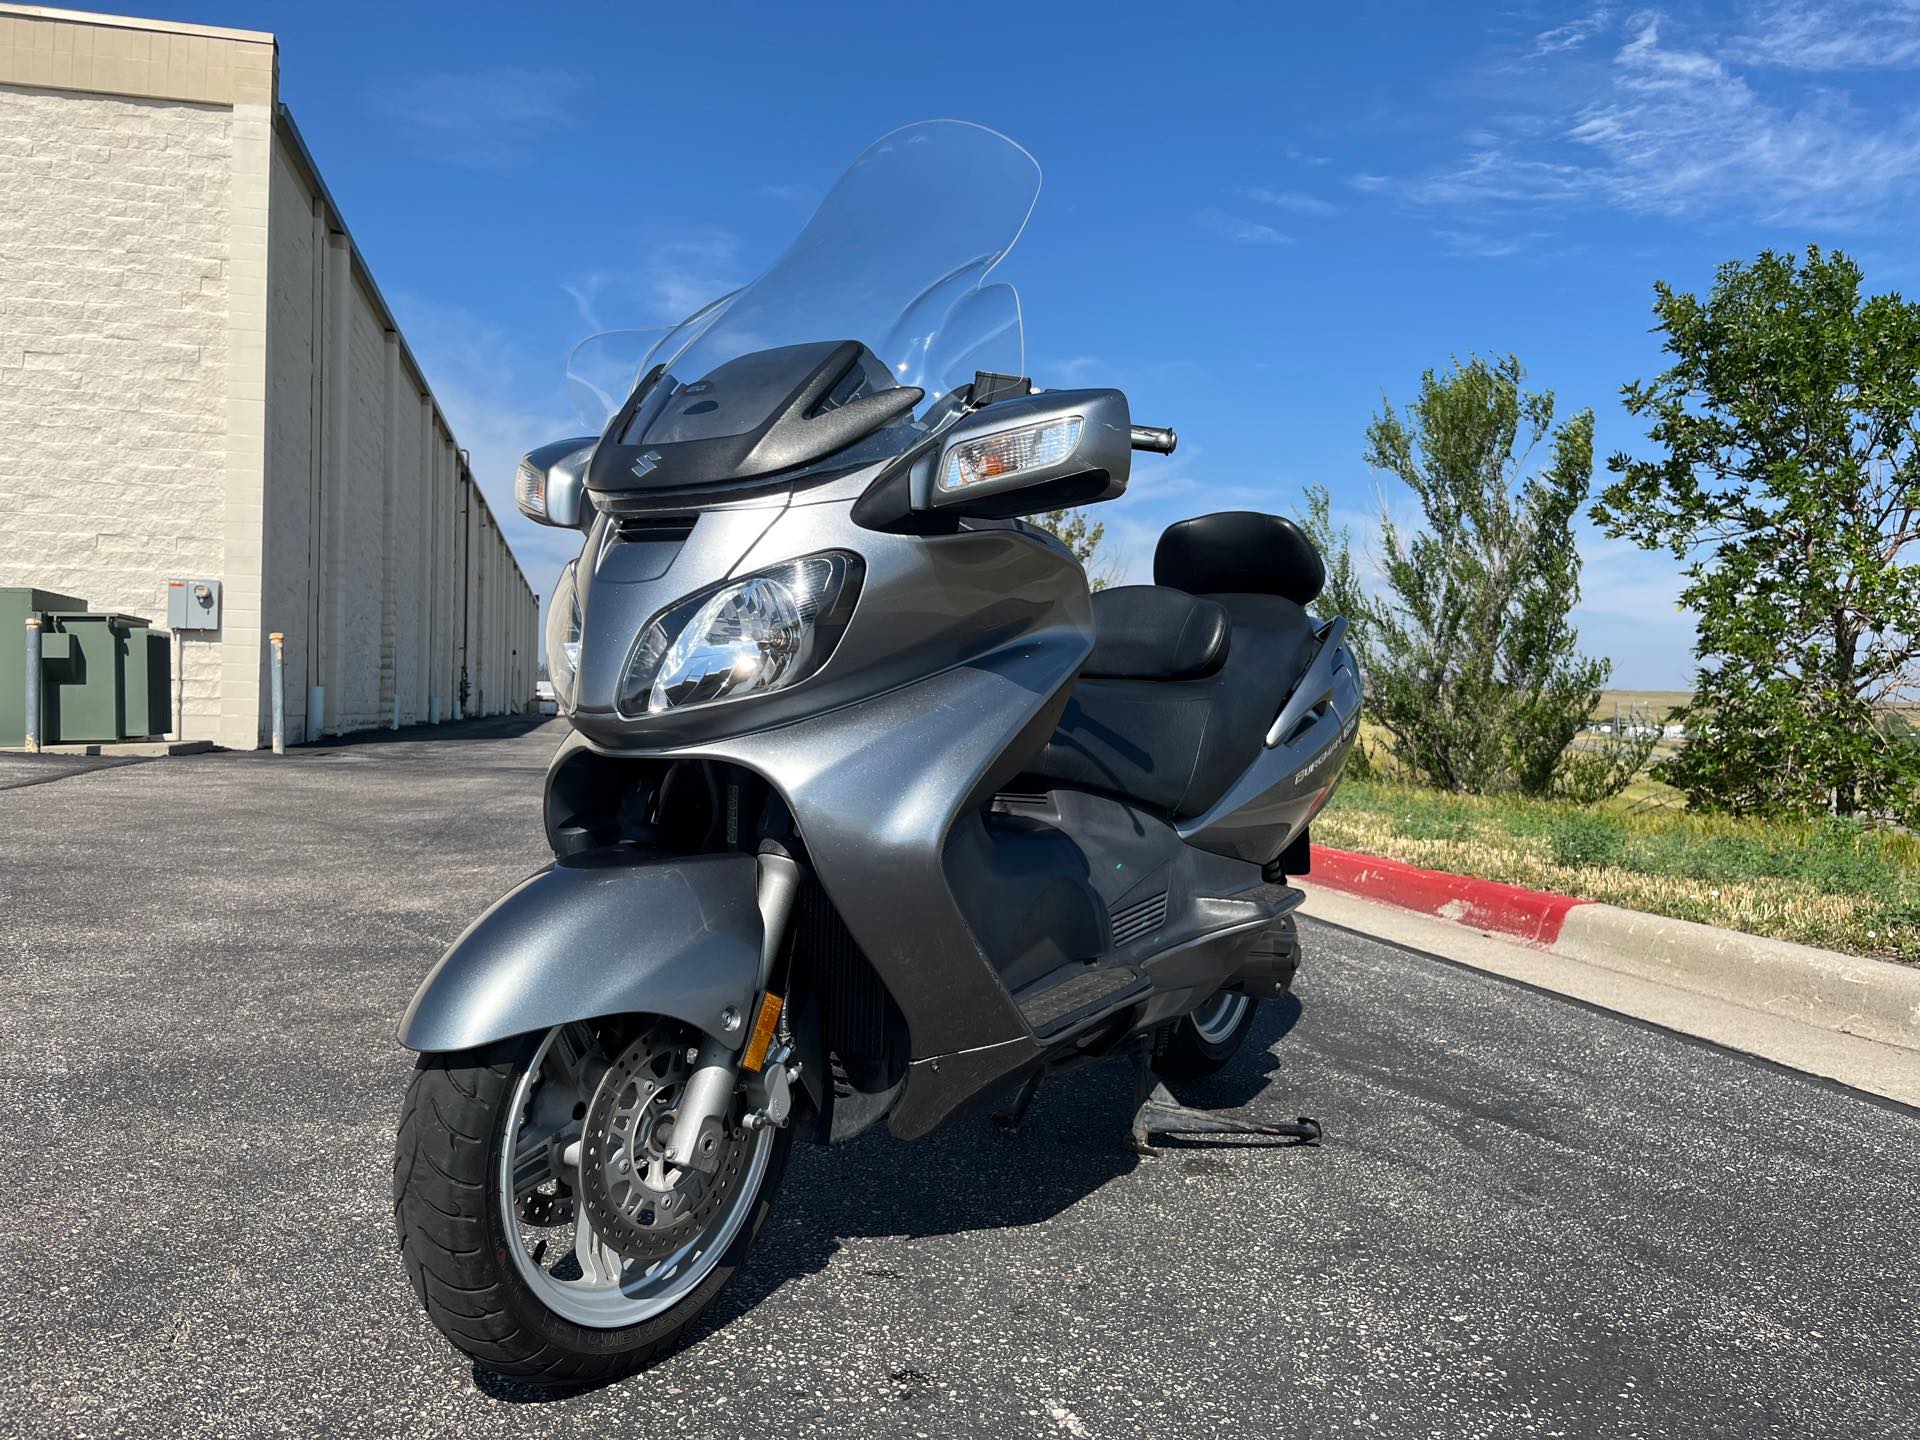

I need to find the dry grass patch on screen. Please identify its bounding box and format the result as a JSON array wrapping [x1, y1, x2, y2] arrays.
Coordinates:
[[1316, 780, 1920, 962]]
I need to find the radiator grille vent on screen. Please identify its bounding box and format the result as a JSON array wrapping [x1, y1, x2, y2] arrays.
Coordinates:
[[1110, 890, 1168, 947], [614, 515, 697, 541], [787, 878, 902, 1093]]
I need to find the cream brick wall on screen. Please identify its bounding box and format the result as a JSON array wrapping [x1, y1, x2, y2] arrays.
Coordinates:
[[262, 137, 318, 738], [0, 84, 231, 732], [330, 274, 386, 731], [2, 6, 537, 747], [260, 122, 537, 737]]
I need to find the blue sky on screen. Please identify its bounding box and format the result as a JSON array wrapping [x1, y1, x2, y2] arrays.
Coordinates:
[[79, 1, 1920, 686]]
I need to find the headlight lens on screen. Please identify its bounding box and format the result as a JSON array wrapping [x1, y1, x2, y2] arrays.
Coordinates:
[[619, 552, 862, 716], [546, 561, 582, 707]]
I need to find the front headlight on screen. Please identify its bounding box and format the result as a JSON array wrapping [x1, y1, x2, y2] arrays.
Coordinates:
[[546, 561, 582, 708], [619, 552, 862, 716]]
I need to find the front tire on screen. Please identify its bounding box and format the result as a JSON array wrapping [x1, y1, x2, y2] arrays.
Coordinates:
[[393, 1023, 792, 1387]]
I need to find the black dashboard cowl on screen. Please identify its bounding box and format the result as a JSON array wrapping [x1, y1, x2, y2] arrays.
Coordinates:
[[585, 340, 922, 503]]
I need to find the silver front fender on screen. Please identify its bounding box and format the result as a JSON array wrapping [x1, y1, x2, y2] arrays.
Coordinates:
[[397, 852, 762, 1054]]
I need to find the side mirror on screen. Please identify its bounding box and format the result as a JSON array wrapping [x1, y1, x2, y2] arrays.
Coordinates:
[[913, 389, 1133, 519], [514, 437, 599, 529]]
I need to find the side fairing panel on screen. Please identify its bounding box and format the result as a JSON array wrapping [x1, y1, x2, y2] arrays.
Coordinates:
[[1177, 622, 1363, 863]]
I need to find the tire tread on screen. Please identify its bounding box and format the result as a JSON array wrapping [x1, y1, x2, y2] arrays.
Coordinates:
[[392, 1035, 791, 1388]]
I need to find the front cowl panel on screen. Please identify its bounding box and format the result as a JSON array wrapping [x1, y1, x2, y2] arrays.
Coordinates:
[[566, 499, 792, 741], [546, 506, 1096, 1138], [566, 493, 1090, 755]]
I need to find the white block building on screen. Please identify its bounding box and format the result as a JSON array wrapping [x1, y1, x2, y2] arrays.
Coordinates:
[[0, 5, 537, 748]]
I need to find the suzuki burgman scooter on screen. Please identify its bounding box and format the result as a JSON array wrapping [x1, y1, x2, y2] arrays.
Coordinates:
[[391, 120, 1361, 1386]]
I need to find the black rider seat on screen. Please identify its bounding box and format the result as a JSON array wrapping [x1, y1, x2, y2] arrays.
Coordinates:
[[1022, 512, 1326, 818]]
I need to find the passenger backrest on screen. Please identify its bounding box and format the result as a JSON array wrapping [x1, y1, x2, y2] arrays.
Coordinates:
[[1154, 511, 1325, 607]]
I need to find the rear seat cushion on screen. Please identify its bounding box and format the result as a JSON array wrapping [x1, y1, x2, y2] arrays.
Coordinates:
[[1083, 585, 1230, 680], [1027, 592, 1321, 817]]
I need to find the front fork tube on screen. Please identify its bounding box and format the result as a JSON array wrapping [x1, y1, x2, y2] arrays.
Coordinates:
[[663, 850, 801, 1172]]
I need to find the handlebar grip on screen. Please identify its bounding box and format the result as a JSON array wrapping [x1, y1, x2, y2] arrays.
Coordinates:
[[1130, 425, 1177, 455]]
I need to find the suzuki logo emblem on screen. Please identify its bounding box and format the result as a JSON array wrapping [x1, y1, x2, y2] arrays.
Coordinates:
[[631, 450, 662, 478]]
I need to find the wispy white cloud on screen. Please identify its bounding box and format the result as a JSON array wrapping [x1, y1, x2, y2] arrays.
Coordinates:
[[1235, 185, 1340, 216], [1370, 8, 1920, 233], [1529, 4, 1613, 57], [1566, 12, 1920, 225], [560, 281, 602, 331], [374, 68, 580, 168], [638, 232, 744, 321], [1036, 355, 1107, 386], [1727, 0, 1920, 72], [561, 231, 745, 342], [1285, 143, 1334, 168], [1432, 227, 1554, 258], [1197, 209, 1294, 246]]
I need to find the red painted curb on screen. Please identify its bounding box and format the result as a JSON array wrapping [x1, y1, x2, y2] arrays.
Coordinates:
[[1307, 845, 1591, 946]]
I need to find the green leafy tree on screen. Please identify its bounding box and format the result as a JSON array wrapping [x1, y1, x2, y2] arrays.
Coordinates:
[[1339, 354, 1619, 798], [1594, 247, 1920, 821], [1299, 485, 1386, 781], [1034, 508, 1119, 590], [1299, 485, 1367, 627]]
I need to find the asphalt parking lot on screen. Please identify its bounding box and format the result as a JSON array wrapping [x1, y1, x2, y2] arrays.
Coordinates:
[[2, 719, 1916, 1439]]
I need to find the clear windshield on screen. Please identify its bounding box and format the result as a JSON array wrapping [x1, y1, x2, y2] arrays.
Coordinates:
[[565, 120, 1039, 436]]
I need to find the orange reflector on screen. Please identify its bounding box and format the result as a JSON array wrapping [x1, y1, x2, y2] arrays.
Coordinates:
[[741, 992, 784, 1072]]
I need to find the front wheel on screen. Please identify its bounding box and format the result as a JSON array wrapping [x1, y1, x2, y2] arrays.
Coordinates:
[[392, 1018, 792, 1387]]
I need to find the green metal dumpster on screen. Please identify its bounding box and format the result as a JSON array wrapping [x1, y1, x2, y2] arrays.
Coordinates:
[[0, 587, 86, 747], [43, 610, 167, 743], [125, 625, 171, 739]]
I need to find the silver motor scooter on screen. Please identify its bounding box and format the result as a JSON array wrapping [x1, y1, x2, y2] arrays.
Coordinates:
[[392, 121, 1360, 1386]]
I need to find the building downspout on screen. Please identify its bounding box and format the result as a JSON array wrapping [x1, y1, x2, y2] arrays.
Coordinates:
[[321, 230, 352, 736], [457, 453, 471, 720]]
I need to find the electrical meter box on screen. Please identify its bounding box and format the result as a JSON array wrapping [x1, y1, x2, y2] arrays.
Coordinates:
[[167, 578, 221, 631]]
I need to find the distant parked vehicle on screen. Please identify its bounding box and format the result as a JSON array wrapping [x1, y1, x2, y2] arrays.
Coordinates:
[[389, 121, 1359, 1388], [535, 678, 557, 716]]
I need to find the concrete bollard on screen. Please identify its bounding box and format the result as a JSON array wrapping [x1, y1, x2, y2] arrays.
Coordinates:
[[269, 631, 286, 755], [23, 616, 41, 753], [307, 684, 325, 744]]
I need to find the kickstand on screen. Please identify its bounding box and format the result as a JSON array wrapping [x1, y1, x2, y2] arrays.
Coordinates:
[[1128, 1041, 1322, 1154], [993, 1069, 1045, 1132]]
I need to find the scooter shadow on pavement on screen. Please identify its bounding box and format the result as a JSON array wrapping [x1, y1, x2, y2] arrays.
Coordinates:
[[473, 994, 1310, 1403]]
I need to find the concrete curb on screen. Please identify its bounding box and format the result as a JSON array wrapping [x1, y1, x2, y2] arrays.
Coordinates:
[[1307, 844, 1920, 1055], [0, 739, 215, 757], [1308, 846, 1588, 944]]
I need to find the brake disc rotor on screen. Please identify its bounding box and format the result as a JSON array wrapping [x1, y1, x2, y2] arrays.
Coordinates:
[[577, 1027, 752, 1263]]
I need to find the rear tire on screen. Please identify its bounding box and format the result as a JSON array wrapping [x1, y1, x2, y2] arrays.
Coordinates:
[[1153, 992, 1260, 1080], [393, 1028, 792, 1388]]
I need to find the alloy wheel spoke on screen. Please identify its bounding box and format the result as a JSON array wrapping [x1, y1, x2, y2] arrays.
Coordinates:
[[573, 1210, 623, 1287], [512, 1117, 580, 1196]]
